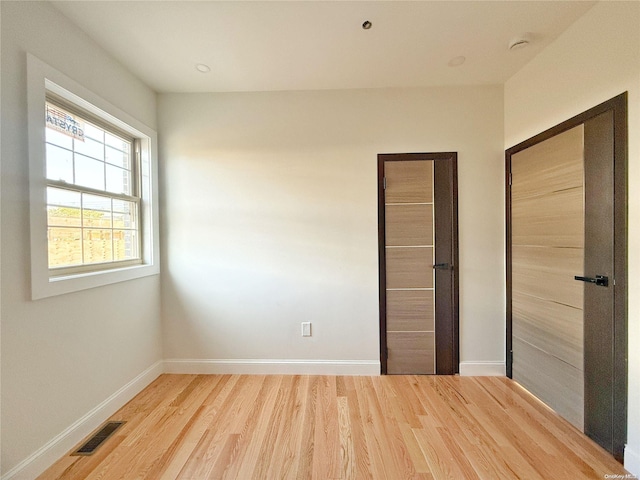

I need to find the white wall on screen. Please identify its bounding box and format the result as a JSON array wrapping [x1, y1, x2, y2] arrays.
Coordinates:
[[159, 86, 505, 374], [0, 2, 162, 476], [504, 1, 640, 474]]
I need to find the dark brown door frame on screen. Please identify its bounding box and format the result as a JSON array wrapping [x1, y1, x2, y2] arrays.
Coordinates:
[[378, 152, 459, 375], [505, 93, 628, 461]]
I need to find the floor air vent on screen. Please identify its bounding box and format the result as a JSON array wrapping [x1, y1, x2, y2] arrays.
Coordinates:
[[72, 421, 125, 456]]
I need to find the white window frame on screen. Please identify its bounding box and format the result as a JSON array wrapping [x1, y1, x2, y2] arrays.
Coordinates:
[[45, 96, 142, 274], [27, 54, 160, 299]]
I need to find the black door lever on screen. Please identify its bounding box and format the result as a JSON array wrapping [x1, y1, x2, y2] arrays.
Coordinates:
[[574, 275, 609, 287], [433, 263, 450, 270]]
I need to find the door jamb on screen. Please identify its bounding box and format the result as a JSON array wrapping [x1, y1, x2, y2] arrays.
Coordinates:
[[378, 152, 459, 375]]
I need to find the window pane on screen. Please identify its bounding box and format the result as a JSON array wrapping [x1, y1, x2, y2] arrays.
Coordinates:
[[106, 164, 131, 195], [105, 146, 130, 169], [82, 210, 112, 228], [48, 205, 81, 227], [46, 144, 74, 183], [83, 123, 104, 143], [74, 137, 104, 161], [47, 187, 81, 208], [83, 229, 113, 264], [112, 199, 133, 214], [75, 154, 105, 190], [113, 211, 134, 229], [105, 132, 130, 153], [82, 193, 111, 212], [46, 128, 73, 149], [113, 230, 138, 261], [48, 227, 82, 268], [82, 194, 112, 228]]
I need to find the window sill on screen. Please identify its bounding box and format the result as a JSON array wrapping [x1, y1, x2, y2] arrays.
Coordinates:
[[33, 262, 159, 300]]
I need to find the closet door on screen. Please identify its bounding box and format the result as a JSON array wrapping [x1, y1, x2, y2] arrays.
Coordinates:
[[507, 94, 627, 460], [384, 160, 436, 374], [511, 125, 585, 429], [378, 153, 458, 375]]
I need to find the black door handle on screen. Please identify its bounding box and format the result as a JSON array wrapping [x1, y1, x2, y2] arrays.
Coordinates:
[[433, 263, 450, 270], [574, 275, 609, 287]]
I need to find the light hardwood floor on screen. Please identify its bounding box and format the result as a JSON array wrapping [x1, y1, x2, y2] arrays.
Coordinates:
[[38, 374, 629, 479]]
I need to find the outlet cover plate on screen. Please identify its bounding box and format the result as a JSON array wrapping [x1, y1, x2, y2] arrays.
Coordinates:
[[301, 322, 312, 337]]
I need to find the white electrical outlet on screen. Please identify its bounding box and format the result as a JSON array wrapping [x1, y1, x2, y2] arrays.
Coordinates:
[[301, 322, 312, 337]]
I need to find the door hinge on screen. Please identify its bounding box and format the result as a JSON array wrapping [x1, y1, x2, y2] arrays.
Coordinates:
[[383, 177, 387, 190], [509, 173, 512, 186]]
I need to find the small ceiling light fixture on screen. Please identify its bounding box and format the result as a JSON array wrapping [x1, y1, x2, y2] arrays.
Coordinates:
[[508, 36, 531, 51], [362, 20, 372, 30], [448, 56, 466, 67], [195, 63, 211, 73]]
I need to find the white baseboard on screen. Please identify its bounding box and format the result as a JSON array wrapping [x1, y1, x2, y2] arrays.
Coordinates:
[[1, 360, 164, 480], [625, 444, 640, 477], [459, 361, 506, 376], [164, 358, 381, 376]]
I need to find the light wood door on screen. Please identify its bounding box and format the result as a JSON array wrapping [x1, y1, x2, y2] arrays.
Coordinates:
[[384, 160, 435, 374], [507, 94, 628, 460], [379, 154, 458, 375], [511, 125, 585, 429]]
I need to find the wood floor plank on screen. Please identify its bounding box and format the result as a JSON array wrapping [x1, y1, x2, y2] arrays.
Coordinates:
[[156, 376, 232, 480], [269, 375, 307, 479], [472, 377, 613, 478], [435, 378, 536, 480], [398, 423, 430, 474], [311, 375, 340, 480], [37, 374, 631, 480], [230, 375, 284, 480], [107, 376, 219, 480], [252, 375, 299, 479], [412, 376, 547, 480], [145, 377, 225, 479], [180, 375, 262, 479], [174, 375, 246, 479], [200, 376, 268, 479], [352, 376, 389, 479], [343, 376, 374, 480], [484, 377, 625, 475], [337, 396, 356, 479], [372, 377, 421, 478]]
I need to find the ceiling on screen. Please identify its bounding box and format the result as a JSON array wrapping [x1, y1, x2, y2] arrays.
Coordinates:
[[50, 1, 596, 93]]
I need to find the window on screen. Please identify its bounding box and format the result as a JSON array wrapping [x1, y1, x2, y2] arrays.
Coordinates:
[[28, 54, 159, 299], [45, 99, 141, 274]]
